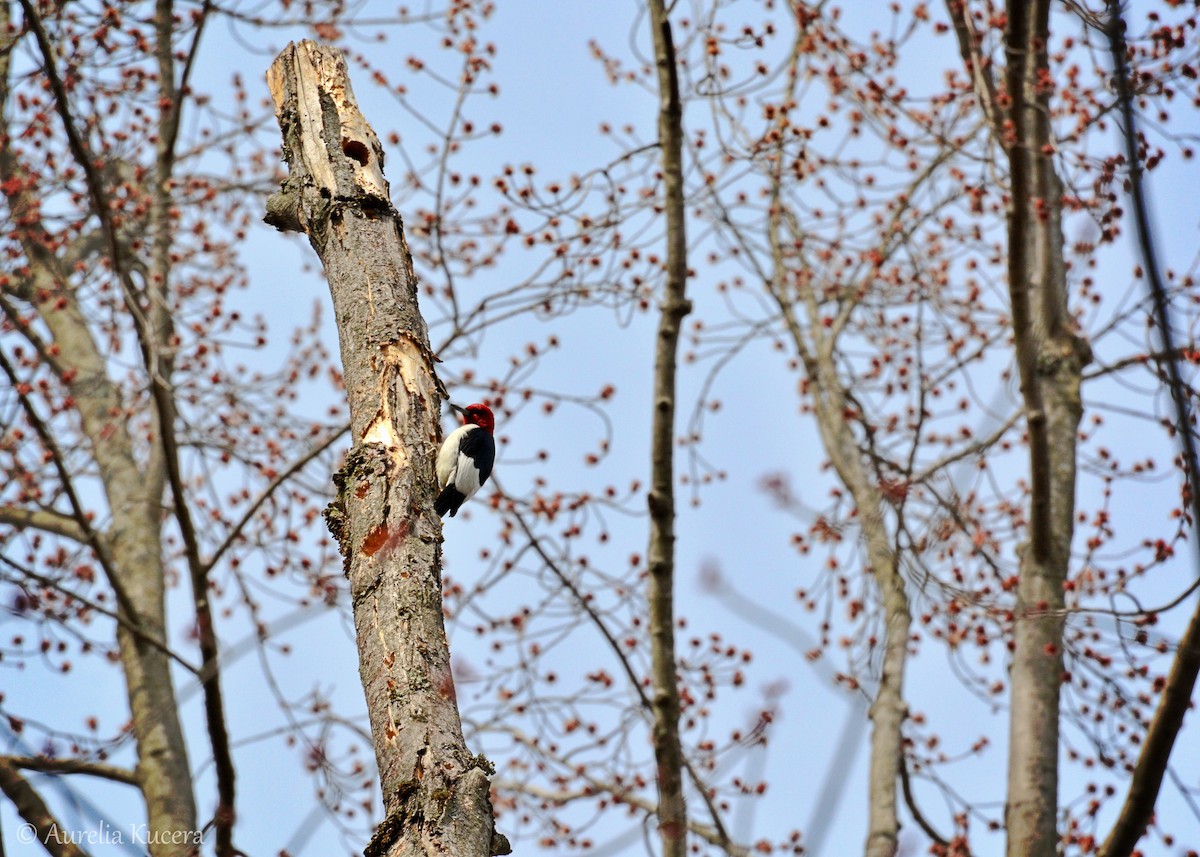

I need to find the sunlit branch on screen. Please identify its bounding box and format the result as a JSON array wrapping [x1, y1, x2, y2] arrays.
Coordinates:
[[0, 506, 87, 544]]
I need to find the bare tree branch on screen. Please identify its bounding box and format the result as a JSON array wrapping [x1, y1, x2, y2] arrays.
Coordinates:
[[946, 0, 1003, 143], [1096, 3, 1200, 853], [0, 507, 87, 544], [0, 757, 90, 857], [204, 424, 349, 574], [0, 552, 198, 675], [900, 758, 950, 848], [493, 767, 748, 856], [997, 3, 1089, 855], [0, 350, 134, 621], [13, 1, 205, 846], [756, 25, 915, 857], [3, 756, 139, 787], [507, 504, 743, 853], [644, 4, 693, 855]]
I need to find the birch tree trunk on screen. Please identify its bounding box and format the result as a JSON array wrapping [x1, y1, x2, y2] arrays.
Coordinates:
[[265, 41, 506, 857]]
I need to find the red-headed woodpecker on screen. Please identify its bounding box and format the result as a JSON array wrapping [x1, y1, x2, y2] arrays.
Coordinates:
[[435, 403, 496, 518]]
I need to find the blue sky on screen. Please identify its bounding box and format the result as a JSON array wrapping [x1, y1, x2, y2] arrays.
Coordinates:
[[4, 2, 1200, 856]]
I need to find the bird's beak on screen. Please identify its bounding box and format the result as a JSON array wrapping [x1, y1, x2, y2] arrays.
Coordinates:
[[447, 403, 467, 417]]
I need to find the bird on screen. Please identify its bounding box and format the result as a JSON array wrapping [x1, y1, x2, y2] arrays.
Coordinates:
[[435, 402, 496, 518]]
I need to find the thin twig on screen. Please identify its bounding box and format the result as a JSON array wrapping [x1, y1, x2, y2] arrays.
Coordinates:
[[509, 506, 743, 854], [3, 755, 139, 787], [0, 350, 138, 625], [204, 424, 348, 574], [0, 552, 199, 675], [1096, 4, 1200, 854], [899, 757, 950, 848]]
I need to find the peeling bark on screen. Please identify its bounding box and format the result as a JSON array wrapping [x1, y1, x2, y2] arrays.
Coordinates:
[[265, 41, 504, 857]]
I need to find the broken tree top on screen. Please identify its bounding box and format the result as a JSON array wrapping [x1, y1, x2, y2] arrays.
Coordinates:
[[265, 40, 391, 234]]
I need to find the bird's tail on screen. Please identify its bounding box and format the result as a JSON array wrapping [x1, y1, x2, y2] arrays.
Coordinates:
[[435, 485, 464, 517]]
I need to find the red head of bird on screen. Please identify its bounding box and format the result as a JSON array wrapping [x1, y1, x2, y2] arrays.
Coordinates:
[[450, 402, 495, 434]]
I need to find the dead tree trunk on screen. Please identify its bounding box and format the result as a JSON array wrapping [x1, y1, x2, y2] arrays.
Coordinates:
[[265, 41, 506, 857]]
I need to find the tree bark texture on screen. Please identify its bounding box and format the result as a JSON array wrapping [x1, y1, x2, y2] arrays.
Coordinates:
[[824, 421, 910, 857], [266, 41, 504, 857], [644, 4, 691, 856], [1000, 3, 1089, 856], [810, 375, 910, 857]]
